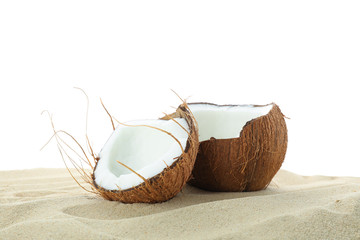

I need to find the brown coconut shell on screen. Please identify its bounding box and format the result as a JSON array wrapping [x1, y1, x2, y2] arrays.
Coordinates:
[[188, 103, 287, 192], [91, 103, 199, 203]]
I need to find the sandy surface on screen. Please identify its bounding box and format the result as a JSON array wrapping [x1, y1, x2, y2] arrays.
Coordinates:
[[0, 169, 359, 240]]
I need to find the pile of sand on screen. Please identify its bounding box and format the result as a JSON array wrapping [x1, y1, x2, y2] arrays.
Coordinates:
[[1, 169, 359, 239]]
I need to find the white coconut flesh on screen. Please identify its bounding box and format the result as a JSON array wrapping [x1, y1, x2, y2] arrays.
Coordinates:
[[94, 118, 190, 191], [189, 104, 273, 142]]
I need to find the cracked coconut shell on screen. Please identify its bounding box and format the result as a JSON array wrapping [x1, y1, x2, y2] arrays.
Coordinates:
[[187, 103, 288, 192], [92, 103, 199, 203]]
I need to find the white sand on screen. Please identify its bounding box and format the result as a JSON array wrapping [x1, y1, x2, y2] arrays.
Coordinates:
[[1, 169, 359, 240]]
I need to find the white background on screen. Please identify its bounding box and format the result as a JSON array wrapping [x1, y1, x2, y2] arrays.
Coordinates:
[[0, 0, 359, 177]]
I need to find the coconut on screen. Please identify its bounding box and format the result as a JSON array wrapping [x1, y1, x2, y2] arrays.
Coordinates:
[[184, 102, 287, 192], [91, 103, 199, 203]]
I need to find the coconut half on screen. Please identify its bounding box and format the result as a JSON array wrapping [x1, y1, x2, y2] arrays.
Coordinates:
[[92, 103, 199, 203], [186, 102, 288, 192]]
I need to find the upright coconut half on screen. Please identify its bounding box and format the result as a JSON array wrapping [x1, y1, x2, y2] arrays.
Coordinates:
[[185, 102, 288, 192], [92, 103, 199, 203]]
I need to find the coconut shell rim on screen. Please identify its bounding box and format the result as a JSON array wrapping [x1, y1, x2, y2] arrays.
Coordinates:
[[188, 102, 275, 108]]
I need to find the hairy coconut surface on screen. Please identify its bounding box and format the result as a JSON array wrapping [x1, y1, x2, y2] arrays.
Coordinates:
[[92, 103, 199, 203], [187, 103, 287, 192]]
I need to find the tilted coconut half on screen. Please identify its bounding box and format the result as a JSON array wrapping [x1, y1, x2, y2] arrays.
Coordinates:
[[185, 102, 287, 192], [92, 103, 199, 203]]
